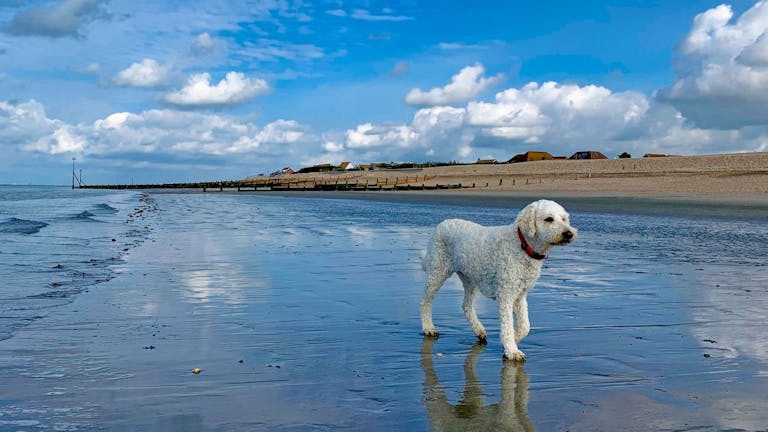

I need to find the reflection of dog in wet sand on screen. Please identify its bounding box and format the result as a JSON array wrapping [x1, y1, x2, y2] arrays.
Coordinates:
[[420, 200, 577, 361], [420, 338, 534, 431]]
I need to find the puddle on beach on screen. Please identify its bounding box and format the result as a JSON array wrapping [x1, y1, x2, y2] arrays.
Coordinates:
[[0, 192, 766, 431]]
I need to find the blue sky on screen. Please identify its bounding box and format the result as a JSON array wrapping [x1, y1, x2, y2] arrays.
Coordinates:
[[0, 0, 766, 185]]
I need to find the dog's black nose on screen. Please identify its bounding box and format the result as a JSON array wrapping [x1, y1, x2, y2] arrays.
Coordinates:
[[562, 230, 574, 240]]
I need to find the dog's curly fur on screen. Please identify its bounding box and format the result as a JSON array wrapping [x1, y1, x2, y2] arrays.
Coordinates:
[[420, 199, 577, 361]]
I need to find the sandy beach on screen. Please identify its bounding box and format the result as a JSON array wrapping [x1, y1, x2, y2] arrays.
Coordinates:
[[1, 187, 767, 431], [259, 152, 768, 200]]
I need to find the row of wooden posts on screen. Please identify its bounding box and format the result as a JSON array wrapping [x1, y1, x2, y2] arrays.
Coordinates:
[[80, 173, 598, 191]]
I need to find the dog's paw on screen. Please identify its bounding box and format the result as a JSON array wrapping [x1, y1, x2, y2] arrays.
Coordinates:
[[503, 350, 527, 362], [422, 330, 439, 338]]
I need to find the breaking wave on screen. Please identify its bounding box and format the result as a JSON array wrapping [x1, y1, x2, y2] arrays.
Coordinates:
[[0, 218, 49, 235]]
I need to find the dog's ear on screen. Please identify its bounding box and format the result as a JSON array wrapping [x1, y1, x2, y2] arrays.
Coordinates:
[[519, 202, 537, 238]]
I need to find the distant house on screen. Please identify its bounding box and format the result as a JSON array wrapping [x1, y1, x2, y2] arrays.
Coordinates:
[[358, 164, 371, 171], [569, 151, 608, 160], [270, 167, 294, 176], [298, 163, 335, 173], [338, 161, 355, 170], [507, 151, 554, 163], [475, 158, 498, 164]]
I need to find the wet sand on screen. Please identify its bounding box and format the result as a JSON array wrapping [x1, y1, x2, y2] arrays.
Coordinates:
[[1, 191, 767, 431]]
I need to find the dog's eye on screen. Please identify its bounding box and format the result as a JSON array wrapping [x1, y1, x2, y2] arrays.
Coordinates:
[[544, 217, 554, 223]]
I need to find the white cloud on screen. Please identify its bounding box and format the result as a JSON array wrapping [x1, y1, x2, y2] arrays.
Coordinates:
[[345, 123, 417, 149], [340, 80, 759, 162], [405, 63, 504, 106], [467, 81, 650, 145], [322, 141, 344, 152], [3, 101, 312, 159], [24, 125, 87, 154], [114, 59, 170, 88], [0, 99, 65, 147], [658, 1, 768, 128], [225, 120, 307, 153], [340, 106, 468, 161], [0, 100, 85, 155], [103, 111, 293, 156], [164, 71, 270, 107]]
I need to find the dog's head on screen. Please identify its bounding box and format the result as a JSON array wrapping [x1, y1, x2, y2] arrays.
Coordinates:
[[517, 199, 577, 248]]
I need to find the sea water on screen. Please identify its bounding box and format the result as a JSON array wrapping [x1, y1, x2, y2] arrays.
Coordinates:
[[0, 187, 766, 431], [0, 186, 142, 342]]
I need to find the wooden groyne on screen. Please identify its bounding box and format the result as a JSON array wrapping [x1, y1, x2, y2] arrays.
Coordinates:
[[79, 174, 480, 192]]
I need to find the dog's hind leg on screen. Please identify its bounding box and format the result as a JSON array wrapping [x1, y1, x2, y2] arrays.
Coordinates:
[[513, 294, 530, 344], [421, 265, 451, 337], [458, 273, 487, 343]]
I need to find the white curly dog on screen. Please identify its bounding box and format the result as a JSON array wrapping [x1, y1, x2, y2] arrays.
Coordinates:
[[420, 199, 577, 361]]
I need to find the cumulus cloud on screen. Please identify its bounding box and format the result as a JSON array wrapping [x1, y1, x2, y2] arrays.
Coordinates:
[[114, 59, 170, 88], [3, 0, 111, 39], [12, 103, 310, 159], [164, 72, 270, 107], [338, 80, 759, 162], [25, 125, 87, 154], [0, 99, 65, 148], [467, 81, 650, 144], [345, 123, 417, 150], [405, 63, 504, 106], [339, 106, 467, 161], [225, 120, 307, 154], [658, 1, 768, 128]]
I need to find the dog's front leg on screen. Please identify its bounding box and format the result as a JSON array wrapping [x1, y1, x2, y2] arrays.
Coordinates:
[[498, 291, 526, 362]]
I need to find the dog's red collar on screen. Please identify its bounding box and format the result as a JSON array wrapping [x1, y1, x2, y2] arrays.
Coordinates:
[[517, 226, 547, 260]]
